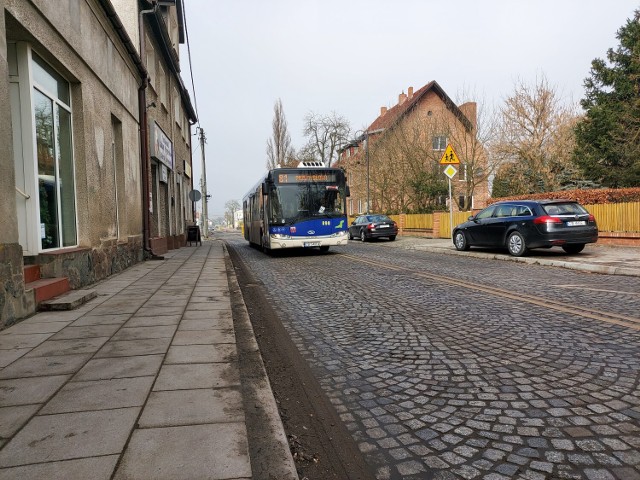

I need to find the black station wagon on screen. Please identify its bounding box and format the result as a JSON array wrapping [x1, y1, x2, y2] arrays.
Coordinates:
[[452, 200, 598, 257]]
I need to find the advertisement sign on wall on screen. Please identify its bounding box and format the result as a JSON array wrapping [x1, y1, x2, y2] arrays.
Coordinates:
[[149, 121, 174, 170]]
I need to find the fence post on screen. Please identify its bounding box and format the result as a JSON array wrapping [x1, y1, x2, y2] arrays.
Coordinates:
[[433, 211, 442, 238]]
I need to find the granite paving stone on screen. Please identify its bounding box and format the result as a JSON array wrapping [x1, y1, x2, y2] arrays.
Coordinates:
[[40, 376, 155, 414], [164, 343, 237, 364], [0, 354, 91, 379], [94, 338, 171, 357], [73, 355, 164, 381], [25, 338, 109, 357], [0, 407, 139, 466], [0, 455, 119, 480], [113, 423, 251, 480], [138, 388, 244, 427], [0, 375, 70, 406]]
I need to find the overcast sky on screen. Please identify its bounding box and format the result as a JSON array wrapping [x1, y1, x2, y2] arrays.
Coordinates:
[[180, 0, 636, 218]]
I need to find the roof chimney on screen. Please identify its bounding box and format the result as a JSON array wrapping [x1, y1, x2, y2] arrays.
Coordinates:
[[398, 91, 407, 105], [380, 106, 387, 116], [408, 86, 414, 98]]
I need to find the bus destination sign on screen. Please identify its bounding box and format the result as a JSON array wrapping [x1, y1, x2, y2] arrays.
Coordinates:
[[277, 173, 337, 184]]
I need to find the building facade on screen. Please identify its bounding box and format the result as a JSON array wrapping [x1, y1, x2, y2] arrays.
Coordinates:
[[338, 81, 489, 215], [0, 0, 196, 327]]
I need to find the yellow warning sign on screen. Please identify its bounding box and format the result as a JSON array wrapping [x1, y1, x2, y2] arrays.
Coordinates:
[[439, 144, 460, 165]]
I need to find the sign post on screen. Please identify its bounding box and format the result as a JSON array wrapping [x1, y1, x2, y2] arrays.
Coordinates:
[[440, 145, 460, 236]]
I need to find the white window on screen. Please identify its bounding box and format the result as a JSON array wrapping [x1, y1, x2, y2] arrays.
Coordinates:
[[458, 163, 468, 181], [146, 44, 156, 91], [158, 64, 167, 107], [432, 136, 447, 151], [174, 89, 181, 127]]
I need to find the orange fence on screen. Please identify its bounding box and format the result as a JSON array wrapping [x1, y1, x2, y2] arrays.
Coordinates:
[[348, 203, 640, 242]]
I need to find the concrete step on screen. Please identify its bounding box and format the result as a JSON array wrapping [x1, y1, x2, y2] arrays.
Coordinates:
[[26, 277, 71, 304], [23, 265, 41, 283], [39, 289, 97, 311]]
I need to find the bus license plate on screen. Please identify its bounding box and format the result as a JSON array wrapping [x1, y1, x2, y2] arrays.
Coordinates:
[[567, 221, 586, 226], [304, 242, 321, 247]]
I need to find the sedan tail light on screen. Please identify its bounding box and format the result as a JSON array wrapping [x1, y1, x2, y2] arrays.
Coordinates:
[[588, 214, 595, 222], [367, 223, 375, 230], [533, 215, 563, 225]]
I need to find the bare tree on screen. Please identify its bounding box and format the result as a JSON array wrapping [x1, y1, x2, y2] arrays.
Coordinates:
[[266, 99, 294, 169], [490, 75, 581, 196], [448, 91, 500, 209], [302, 111, 351, 166], [224, 199, 240, 228]]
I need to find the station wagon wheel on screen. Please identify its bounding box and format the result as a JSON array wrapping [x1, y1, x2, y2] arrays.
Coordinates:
[[453, 231, 469, 251], [507, 231, 527, 257], [360, 229, 367, 242]]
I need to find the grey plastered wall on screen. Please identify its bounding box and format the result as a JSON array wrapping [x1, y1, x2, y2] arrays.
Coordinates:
[[1, 0, 145, 325]]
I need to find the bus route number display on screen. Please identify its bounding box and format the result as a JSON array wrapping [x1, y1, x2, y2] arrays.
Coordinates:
[[277, 173, 337, 183]]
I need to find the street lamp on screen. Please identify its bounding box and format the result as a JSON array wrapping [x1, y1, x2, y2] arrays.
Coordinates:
[[354, 130, 370, 213]]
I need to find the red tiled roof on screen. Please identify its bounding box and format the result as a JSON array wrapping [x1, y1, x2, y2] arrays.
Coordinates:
[[366, 80, 473, 133]]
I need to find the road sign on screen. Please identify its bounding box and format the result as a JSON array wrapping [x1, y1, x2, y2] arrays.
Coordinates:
[[188, 190, 202, 202], [444, 165, 457, 179], [439, 144, 460, 165]]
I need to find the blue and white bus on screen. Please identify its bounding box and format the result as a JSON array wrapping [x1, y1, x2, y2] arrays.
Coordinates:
[[243, 162, 350, 253]]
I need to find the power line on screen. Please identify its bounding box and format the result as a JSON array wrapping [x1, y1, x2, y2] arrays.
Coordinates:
[[182, 0, 199, 128]]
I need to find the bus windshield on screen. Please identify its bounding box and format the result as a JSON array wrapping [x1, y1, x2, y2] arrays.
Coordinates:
[[268, 183, 345, 224]]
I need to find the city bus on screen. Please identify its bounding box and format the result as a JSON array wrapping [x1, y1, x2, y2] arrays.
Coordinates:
[[243, 162, 350, 253]]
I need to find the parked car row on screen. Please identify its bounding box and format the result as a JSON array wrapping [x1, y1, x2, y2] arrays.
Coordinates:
[[350, 199, 599, 257]]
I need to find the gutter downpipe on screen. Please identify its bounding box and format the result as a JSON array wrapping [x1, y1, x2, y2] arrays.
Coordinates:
[[139, 2, 158, 258]]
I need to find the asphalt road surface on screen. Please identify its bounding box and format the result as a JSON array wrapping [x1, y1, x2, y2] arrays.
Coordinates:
[[224, 233, 640, 480]]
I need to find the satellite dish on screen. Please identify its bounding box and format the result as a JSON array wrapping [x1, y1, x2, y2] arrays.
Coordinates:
[[188, 190, 202, 202]]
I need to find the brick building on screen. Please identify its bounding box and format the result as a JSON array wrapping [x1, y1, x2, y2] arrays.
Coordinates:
[[338, 81, 489, 215]]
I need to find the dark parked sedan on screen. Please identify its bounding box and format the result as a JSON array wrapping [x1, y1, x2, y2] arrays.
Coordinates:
[[349, 214, 398, 242], [452, 200, 598, 256]]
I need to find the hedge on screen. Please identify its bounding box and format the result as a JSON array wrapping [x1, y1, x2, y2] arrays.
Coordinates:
[[488, 187, 640, 205]]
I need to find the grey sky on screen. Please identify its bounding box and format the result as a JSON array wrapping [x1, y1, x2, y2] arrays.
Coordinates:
[[181, 0, 636, 218]]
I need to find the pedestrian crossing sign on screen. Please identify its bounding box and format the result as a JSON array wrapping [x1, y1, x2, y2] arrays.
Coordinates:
[[439, 144, 460, 165]]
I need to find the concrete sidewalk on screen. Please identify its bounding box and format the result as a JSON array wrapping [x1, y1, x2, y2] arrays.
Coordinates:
[[0, 241, 297, 480], [386, 236, 640, 277]]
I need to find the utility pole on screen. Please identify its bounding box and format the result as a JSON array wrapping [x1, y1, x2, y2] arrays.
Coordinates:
[[199, 128, 209, 238]]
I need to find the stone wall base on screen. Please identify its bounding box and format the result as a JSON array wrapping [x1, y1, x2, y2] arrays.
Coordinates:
[[0, 243, 34, 329], [24, 236, 144, 290], [149, 237, 168, 255]]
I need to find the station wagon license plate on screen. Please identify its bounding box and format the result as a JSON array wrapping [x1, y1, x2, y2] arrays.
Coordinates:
[[566, 221, 586, 226], [379, 224, 389, 228], [304, 242, 321, 247]]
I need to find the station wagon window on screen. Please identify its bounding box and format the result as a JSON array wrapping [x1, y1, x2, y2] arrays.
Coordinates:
[[476, 206, 496, 220], [543, 203, 587, 215], [494, 205, 516, 217], [515, 205, 533, 216]]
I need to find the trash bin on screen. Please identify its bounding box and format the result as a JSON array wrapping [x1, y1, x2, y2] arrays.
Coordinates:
[[187, 225, 202, 246]]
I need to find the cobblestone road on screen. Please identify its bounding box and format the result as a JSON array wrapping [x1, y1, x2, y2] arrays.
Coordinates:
[[226, 236, 640, 480]]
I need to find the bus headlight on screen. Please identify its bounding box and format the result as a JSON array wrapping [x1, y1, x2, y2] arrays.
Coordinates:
[[271, 233, 291, 240], [331, 230, 348, 237]]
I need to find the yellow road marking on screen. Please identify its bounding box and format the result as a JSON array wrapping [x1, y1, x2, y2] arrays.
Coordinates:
[[340, 253, 640, 331]]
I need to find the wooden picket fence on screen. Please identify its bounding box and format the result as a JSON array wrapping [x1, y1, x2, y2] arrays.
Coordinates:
[[349, 202, 640, 244]]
